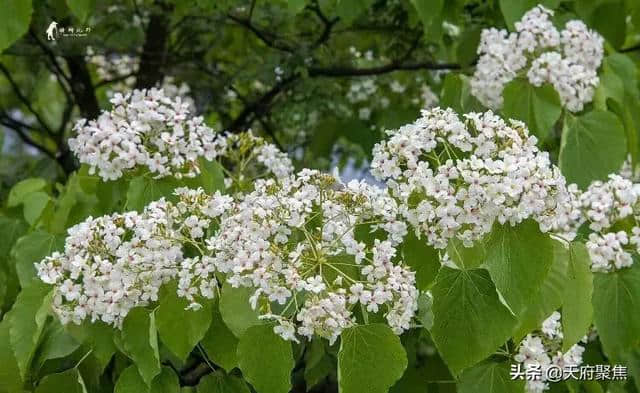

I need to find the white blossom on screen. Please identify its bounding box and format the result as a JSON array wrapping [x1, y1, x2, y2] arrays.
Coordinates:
[[69, 88, 218, 181], [471, 5, 603, 112], [515, 312, 585, 393], [35, 188, 232, 326], [371, 107, 575, 249], [209, 169, 417, 343]]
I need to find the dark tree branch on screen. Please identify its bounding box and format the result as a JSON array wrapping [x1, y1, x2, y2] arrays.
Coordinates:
[[95, 72, 137, 88], [180, 362, 213, 386], [136, 1, 173, 89], [227, 13, 295, 53], [307, 3, 339, 49], [63, 55, 100, 120], [308, 60, 460, 77], [621, 43, 640, 53], [0, 63, 55, 135], [0, 116, 57, 160], [29, 30, 73, 90], [228, 75, 299, 132], [228, 58, 459, 132]]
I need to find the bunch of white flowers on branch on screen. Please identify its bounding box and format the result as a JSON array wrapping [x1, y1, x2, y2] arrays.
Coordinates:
[[209, 169, 417, 343], [572, 174, 640, 272], [371, 107, 576, 249], [471, 5, 604, 112], [69, 88, 219, 181], [515, 312, 586, 393], [211, 131, 294, 192], [35, 188, 233, 326]]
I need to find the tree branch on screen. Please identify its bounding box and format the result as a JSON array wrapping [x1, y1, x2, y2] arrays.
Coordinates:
[[136, 1, 173, 89], [0, 62, 55, 135], [228, 75, 299, 132], [180, 362, 213, 386], [227, 58, 459, 132], [63, 55, 100, 120], [0, 116, 57, 160], [227, 13, 295, 53], [308, 60, 460, 77], [620, 43, 640, 53]]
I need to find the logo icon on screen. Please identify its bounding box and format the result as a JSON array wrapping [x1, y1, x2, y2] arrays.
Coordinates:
[[46, 21, 58, 41]]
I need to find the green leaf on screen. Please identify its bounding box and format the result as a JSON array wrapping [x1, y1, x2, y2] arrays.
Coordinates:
[[0, 319, 23, 393], [502, 80, 562, 142], [431, 267, 517, 375], [35, 368, 86, 393], [440, 74, 483, 114], [416, 292, 434, 330], [156, 282, 213, 361], [237, 324, 294, 393], [11, 230, 64, 287], [562, 242, 593, 351], [499, 0, 559, 30], [115, 365, 149, 393], [389, 365, 428, 393], [401, 231, 440, 290], [410, 0, 444, 35], [338, 324, 407, 393], [122, 308, 161, 386], [7, 177, 46, 207], [0, 215, 28, 258], [84, 321, 117, 371], [456, 27, 482, 67], [183, 158, 226, 194], [447, 237, 486, 269], [218, 282, 261, 338], [287, 0, 306, 14], [458, 360, 524, 393], [336, 0, 374, 23], [513, 240, 568, 340], [0, 0, 33, 53], [483, 220, 554, 317], [33, 320, 82, 369], [575, 0, 626, 49], [592, 263, 640, 360], [22, 191, 51, 225], [559, 110, 627, 189], [197, 371, 251, 393], [151, 367, 180, 393], [596, 54, 640, 166], [126, 176, 180, 212], [201, 305, 239, 372], [8, 281, 53, 379], [304, 355, 333, 390], [66, 0, 94, 22]]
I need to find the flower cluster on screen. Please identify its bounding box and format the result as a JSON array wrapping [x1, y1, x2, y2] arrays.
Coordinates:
[[86, 47, 138, 93], [574, 174, 640, 272], [35, 188, 232, 326], [210, 131, 294, 191], [515, 312, 586, 393], [471, 5, 604, 112], [209, 169, 416, 343], [69, 88, 218, 181], [371, 107, 575, 249]]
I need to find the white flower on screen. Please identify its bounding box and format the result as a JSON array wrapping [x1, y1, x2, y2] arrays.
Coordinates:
[[69, 88, 217, 181], [572, 174, 640, 272], [471, 5, 603, 112], [209, 170, 417, 342], [371, 107, 575, 249], [515, 312, 586, 392], [36, 188, 232, 326]]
